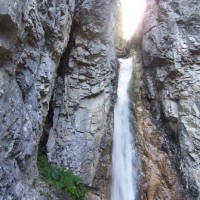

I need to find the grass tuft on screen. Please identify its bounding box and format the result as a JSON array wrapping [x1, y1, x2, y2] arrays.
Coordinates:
[[37, 151, 86, 200]]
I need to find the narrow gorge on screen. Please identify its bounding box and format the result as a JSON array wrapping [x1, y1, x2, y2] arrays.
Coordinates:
[[0, 0, 200, 200]]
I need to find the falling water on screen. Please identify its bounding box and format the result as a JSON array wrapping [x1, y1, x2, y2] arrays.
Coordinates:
[[111, 58, 137, 200]]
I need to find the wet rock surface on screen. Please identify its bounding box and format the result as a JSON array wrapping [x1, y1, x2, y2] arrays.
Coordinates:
[[131, 0, 200, 199]]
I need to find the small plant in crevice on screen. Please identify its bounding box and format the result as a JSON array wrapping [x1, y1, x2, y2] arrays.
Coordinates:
[[37, 149, 87, 200]]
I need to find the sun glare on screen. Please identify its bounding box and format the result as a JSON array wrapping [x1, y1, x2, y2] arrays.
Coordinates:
[[121, 0, 146, 39]]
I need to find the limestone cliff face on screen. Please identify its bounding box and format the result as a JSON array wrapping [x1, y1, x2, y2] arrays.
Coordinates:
[[47, 1, 117, 199], [0, 0, 117, 199], [131, 0, 200, 199]]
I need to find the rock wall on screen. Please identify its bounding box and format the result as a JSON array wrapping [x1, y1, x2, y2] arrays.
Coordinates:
[[131, 0, 200, 199], [0, 0, 117, 199], [47, 1, 118, 199]]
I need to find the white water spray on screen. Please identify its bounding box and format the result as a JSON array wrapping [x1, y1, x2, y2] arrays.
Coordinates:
[[111, 58, 137, 200]]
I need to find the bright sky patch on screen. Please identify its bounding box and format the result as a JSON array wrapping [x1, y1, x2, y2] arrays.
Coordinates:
[[121, 0, 146, 39]]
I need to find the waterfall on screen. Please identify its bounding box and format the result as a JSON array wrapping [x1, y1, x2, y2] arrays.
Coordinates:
[[111, 58, 137, 200]]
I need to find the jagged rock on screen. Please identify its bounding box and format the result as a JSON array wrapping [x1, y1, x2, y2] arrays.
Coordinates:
[[131, 0, 200, 199], [0, 0, 118, 198], [47, 1, 118, 199], [0, 0, 75, 199], [162, 100, 178, 122]]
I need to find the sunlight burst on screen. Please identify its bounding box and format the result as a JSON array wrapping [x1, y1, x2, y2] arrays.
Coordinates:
[[121, 0, 146, 39]]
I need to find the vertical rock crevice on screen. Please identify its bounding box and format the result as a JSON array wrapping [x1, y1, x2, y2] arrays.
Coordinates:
[[0, 0, 118, 199], [46, 1, 118, 199], [38, 16, 77, 156]]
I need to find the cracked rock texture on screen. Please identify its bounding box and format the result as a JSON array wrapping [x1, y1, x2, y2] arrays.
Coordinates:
[[47, 1, 118, 199], [131, 0, 200, 199], [0, 0, 117, 199]]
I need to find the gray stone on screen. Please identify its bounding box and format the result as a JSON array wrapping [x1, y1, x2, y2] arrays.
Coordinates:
[[162, 100, 179, 122], [0, 0, 75, 198], [47, 2, 118, 199], [130, 0, 200, 199]]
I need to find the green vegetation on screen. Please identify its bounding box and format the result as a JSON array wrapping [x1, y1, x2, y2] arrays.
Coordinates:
[[37, 151, 87, 200]]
